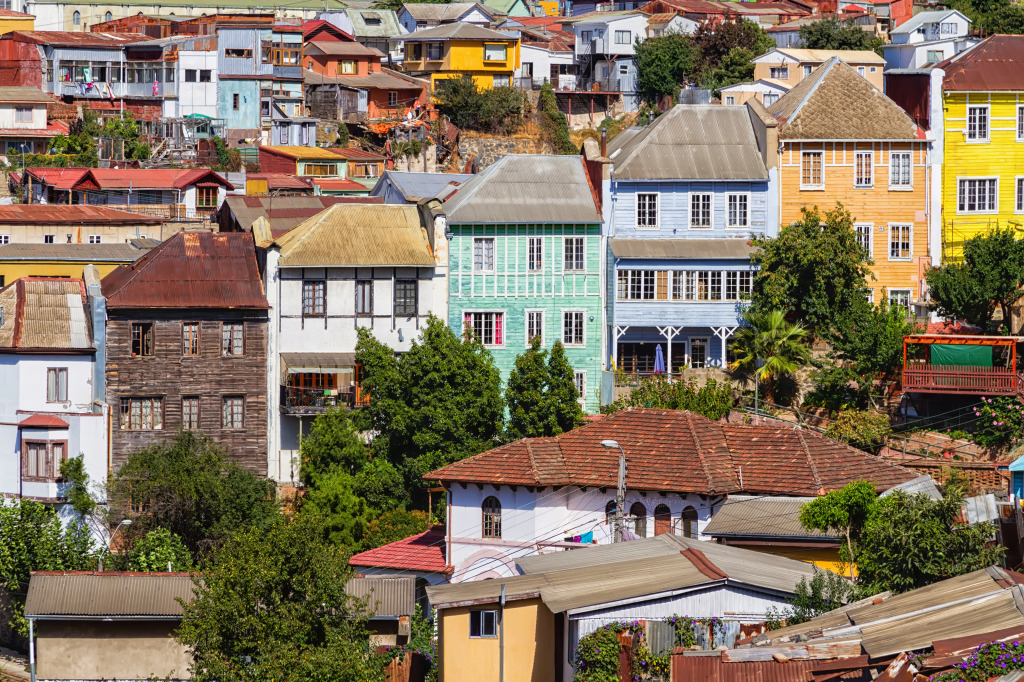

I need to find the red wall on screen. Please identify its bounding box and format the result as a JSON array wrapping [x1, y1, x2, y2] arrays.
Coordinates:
[[258, 148, 299, 175], [0, 38, 43, 87]]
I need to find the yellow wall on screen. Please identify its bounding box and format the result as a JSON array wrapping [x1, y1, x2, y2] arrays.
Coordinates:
[[405, 38, 519, 91], [0, 16, 33, 33], [753, 59, 884, 91], [941, 91, 1024, 262], [0, 259, 133, 285], [438, 598, 555, 682], [737, 545, 857, 577], [779, 140, 931, 305], [536, 0, 559, 15]]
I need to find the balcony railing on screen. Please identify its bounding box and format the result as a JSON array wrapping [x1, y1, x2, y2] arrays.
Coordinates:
[[902, 364, 1024, 395], [56, 81, 177, 99], [281, 385, 368, 414]]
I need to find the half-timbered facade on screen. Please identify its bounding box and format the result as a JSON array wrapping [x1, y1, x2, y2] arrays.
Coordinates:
[[101, 232, 269, 473]]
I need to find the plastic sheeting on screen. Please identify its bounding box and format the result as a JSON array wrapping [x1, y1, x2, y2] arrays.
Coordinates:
[[931, 343, 993, 367]]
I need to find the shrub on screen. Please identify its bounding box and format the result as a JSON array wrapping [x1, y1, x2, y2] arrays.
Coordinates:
[[538, 82, 574, 154], [823, 409, 892, 451], [605, 376, 734, 420], [972, 396, 1024, 447]]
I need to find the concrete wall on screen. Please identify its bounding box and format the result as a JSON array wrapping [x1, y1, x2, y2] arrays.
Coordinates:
[[176, 50, 218, 120], [36, 620, 192, 681]]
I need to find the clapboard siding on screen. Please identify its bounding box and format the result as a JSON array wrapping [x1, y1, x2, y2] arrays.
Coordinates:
[[612, 180, 770, 239], [106, 312, 269, 473]]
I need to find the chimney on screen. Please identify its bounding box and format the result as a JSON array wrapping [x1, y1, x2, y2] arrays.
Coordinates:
[[600, 128, 607, 158]]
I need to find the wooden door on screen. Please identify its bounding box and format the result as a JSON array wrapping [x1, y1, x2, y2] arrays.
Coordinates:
[[654, 504, 671, 536]]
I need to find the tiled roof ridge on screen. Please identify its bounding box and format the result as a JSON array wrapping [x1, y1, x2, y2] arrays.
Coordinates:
[[525, 438, 543, 483], [686, 411, 719, 493], [680, 547, 728, 581], [796, 428, 824, 492]]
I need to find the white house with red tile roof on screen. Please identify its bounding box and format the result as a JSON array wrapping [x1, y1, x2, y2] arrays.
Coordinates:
[[421, 408, 917, 583], [349, 526, 452, 609]]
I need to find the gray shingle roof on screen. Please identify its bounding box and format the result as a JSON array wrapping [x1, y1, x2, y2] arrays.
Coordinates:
[[401, 22, 517, 41], [440, 154, 601, 225], [400, 2, 494, 22], [610, 105, 769, 181], [370, 170, 474, 203]]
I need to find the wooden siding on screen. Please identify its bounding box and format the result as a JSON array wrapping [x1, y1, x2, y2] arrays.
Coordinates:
[[942, 91, 1024, 262], [106, 312, 269, 473], [779, 140, 930, 304], [611, 180, 770, 238]]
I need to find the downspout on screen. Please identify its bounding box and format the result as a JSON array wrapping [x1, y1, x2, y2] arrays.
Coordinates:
[[499, 583, 505, 682], [29, 617, 36, 682]]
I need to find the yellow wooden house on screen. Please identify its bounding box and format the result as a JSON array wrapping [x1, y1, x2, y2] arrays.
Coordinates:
[[933, 35, 1024, 262], [768, 57, 931, 310], [401, 22, 519, 92]]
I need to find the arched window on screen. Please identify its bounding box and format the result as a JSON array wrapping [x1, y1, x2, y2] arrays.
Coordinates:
[[482, 496, 501, 538], [630, 502, 647, 538], [104, 11, 111, 21], [682, 506, 699, 539], [72, 10, 80, 25], [654, 504, 672, 536], [605, 499, 617, 526]]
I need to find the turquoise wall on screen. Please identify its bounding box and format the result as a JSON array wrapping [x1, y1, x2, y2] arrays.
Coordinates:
[[448, 223, 603, 413], [219, 79, 260, 131]]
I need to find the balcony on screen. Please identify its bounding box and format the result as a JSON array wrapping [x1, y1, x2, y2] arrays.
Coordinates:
[[902, 334, 1024, 396], [280, 385, 368, 415], [902, 365, 1023, 395], [56, 81, 177, 99], [273, 64, 303, 80]]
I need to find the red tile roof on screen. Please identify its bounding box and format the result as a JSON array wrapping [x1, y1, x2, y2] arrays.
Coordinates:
[[72, 168, 233, 191], [101, 232, 269, 310], [25, 167, 89, 190], [926, 320, 984, 335], [0, 205, 164, 225], [20, 414, 69, 428], [427, 409, 917, 495], [349, 526, 450, 574]]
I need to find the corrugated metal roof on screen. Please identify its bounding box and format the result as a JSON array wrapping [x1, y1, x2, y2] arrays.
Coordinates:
[[880, 474, 942, 499], [0, 243, 153, 261], [441, 154, 600, 225], [0, 277, 92, 350], [347, 9, 402, 38], [305, 40, 384, 57], [24, 572, 195, 618], [281, 352, 356, 371], [401, 2, 493, 21], [0, 204, 164, 225], [7, 31, 151, 47], [610, 106, 769, 181], [221, 195, 381, 233], [401, 22, 516, 42], [940, 35, 1024, 91], [345, 576, 415, 618], [371, 171, 473, 203], [702, 495, 835, 540], [671, 652, 848, 682], [274, 204, 434, 267], [101, 232, 268, 310], [609, 238, 755, 260]]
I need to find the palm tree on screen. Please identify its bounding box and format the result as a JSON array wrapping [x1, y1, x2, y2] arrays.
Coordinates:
[[730, 309, 811, 404]]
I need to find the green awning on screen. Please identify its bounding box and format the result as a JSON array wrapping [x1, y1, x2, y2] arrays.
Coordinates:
[[931, 343, 993, 367], [184, 113, 213, 119]]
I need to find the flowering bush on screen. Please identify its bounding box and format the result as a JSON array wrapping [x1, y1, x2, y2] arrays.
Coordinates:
[[971, 397, 1024, 447], [932, 640, 1024, 681]]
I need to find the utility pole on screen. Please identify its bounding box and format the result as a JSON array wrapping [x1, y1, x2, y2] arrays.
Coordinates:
[[602, 440, 627, 542]]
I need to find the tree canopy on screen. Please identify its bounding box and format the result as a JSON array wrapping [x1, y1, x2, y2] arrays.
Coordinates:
[[798, 17, 885, 52], [506, 338, 585, 440], [433, 76, 529, 135], [729, 308, 811, 404]]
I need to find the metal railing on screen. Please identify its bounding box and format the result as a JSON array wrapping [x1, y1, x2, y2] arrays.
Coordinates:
[[280, 385, 368, 413], [902, 364, 1023, 395]]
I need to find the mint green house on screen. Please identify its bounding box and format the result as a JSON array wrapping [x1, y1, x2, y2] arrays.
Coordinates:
[[441, 155, 604, 412]]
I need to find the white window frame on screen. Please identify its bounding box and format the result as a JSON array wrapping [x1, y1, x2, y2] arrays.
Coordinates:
[[472, 237, 495, 273], [689, 192, 712, 229], [1017, 105, 1024, 142], [889, 289, 912, 310], [889, 151, 912, 190], [857, 65, 866, 77], [614, 29, 630, 44], [888, 223, 913, 262], [525, 309, 544, 346], [966, 105, 990, 142], [762, 92, 779, 107], [726, 192, 749, 229], [527, 236, 543, 272], [769, 66, 788, 79], [957, 177, 999, 214], [800, 151, 824, 189], [854, 222, 873, 260], [687, 337, 710, 369], [561, 309, 585, 347], [854, 151, 873, 188], [724, 95, 735, 105], [803, 64, 812, 77], [563, 236, 585, 272], [469, 610, 498, 638], [464, 310, 505, 348], [573, 370, 587, 410], [636, 192, 659, 229], [1016, 176, 1024, 214]]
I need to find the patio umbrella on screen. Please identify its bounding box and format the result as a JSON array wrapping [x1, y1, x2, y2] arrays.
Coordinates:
[[654, 344, 666, 374]]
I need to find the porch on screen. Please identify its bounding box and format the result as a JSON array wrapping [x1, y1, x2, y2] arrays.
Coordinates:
[[279, 352, 368, 414], [902, 334, 1024, 396], [610, 325, 738, 375]]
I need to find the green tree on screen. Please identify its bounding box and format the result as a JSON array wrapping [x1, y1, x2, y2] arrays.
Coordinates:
[[176, 515, 386, 682], [300, 408, 369, 486], [605, 376, 735, 420], [729, 309, 811, 404], [798, 17, 885, 52], [692, 19, 775, 79], [353, 457, 408, 513], [799, 480, 876, 581], [767, 568, 857, 627], [0, 500, 95, 638], [434, 76, 528, 135], [538, 82, 574, 154], [298, 470, 371, 550], [356, 315, 503, 505], [926, 228, 1024, 333], [126, 528, 193, 572], [633, 32, 698, 104], [544, 342, 586, 435], [59, 455, 96, 519], [103, 112, 151, 161], [751, 204, 874, 337], [506, 336, 550, 439], [362, 509, 429, 550], [702, 47, 755, 93], [108, 431, 279, 560]]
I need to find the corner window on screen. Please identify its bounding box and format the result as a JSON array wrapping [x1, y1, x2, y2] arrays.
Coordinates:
[[483, 43, 507, 61], [562, 310, 585, 346], [636, 192, 658, 228], [967, 106, 989, 141], [801, 151, 823, 188], [46, 368, 67, 402], [958, 178, 998, 213], [119, 397, 163, 430], [472, 237, 495, 273], [689, 193, 712, 229], [394, 279, 418, 317], [465, 312, 503, 346], [131, 322, 153, 357], [222, 322, 244, 356], [469, 609, 498, 638], [182, 322, 200, 356], [726, 193, 748, 229], [302, 280, 326, 316], [482, 496, 501, 538], [222, 395, 244, 429], [563, 237, 585, 271], [355, 280, 373, 316], [889, 224, 912, 261], [889, 151, 912, 188], [854, 151, 873, 188]]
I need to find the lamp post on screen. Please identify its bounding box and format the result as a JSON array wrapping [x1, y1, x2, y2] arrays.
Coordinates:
[[600, 439, 626, 543], [107, 519, 132, 559]]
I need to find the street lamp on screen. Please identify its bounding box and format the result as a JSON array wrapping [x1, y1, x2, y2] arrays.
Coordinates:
[[108, 519, 132, 553], [600, 440, 626, 543]]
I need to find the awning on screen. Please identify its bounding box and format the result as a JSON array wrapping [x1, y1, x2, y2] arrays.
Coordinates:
[[931, 343, 993, 367], [19, 414, 69, 428], [609, 238, 755, 260], [281, 352, 356, 373]]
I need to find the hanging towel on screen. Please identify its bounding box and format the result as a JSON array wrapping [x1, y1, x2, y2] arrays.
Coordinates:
[[579, 531, 594, 544], [153, 79, 159, 96]]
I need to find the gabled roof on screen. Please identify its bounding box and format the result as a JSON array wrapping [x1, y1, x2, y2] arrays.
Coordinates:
[[220, 195, 382, 233], [0, 277, 92, 351], [25, 572, 195, 619], [428, 534, 817, 612], [769, 57, 920, 140], [441, 154, 600, 225], [3, 31, 150, 47], [272, 203, 434, 267], [25, 167, 89, 190], [370, 170, 473, 203], [400, 2, 495, 22], [401, 22, 517, 42], [754, 47, 885, 64], [20, 414, 70, 428], [892, 9, 968, 34], [610, 105, 769, 181], [427, 409, 917, 495], [101, 232, 268, 310], [71, 168, 233, 191], [305, 40, 384, 57], [302, 19, 354, 40], [350, 526, 449, 574], [939, 35, 1024, 91], [346, 9, 402, 38]]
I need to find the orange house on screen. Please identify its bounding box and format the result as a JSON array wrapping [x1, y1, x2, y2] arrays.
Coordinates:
[[769, 57, 931, 312], [304, 40, 384, 78]]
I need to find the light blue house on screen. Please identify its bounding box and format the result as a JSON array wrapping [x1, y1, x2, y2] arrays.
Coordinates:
[[441, 155, 605, 412], [600, 103, 780, 375]]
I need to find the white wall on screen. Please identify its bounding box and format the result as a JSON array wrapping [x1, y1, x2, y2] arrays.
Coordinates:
[[175, 51, 219, 120], [574, 15, 649, 58], [0, 103, 47, 130], [448, 484, 720, 582], [517, 45, 575, 85]]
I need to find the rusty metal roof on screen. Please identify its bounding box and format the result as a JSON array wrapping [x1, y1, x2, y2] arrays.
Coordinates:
[[24, 572, 195, 619], [610, 105, 769, 181], [941, 35, 1024, 91], [609, 238, 754, 260], [274, 204, 434, 267], [101, 232, 268, 310], [0, 277, 91, 350], [671, 652, 866, 682], [0, 204, 164, 225], [221, 195, 382, 233], [5, 31, 151, 47], [345, 576, 415, 618]]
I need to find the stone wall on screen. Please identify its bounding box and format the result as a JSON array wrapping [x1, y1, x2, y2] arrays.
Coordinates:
[[316, 120, 343, 146], [457, 136, 552, 170]]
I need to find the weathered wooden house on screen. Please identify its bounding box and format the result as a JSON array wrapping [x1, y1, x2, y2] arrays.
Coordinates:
[[101, 232, 269, 473]]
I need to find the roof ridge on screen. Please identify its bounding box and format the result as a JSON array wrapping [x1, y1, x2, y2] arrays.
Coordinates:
[[686, 411, 719, 492], [788, 56, 837, 122], [525, 439, 542, 484], [797, 429, 824, 492], [12, 277, 23, 347], [680, 547, 728, 581]]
